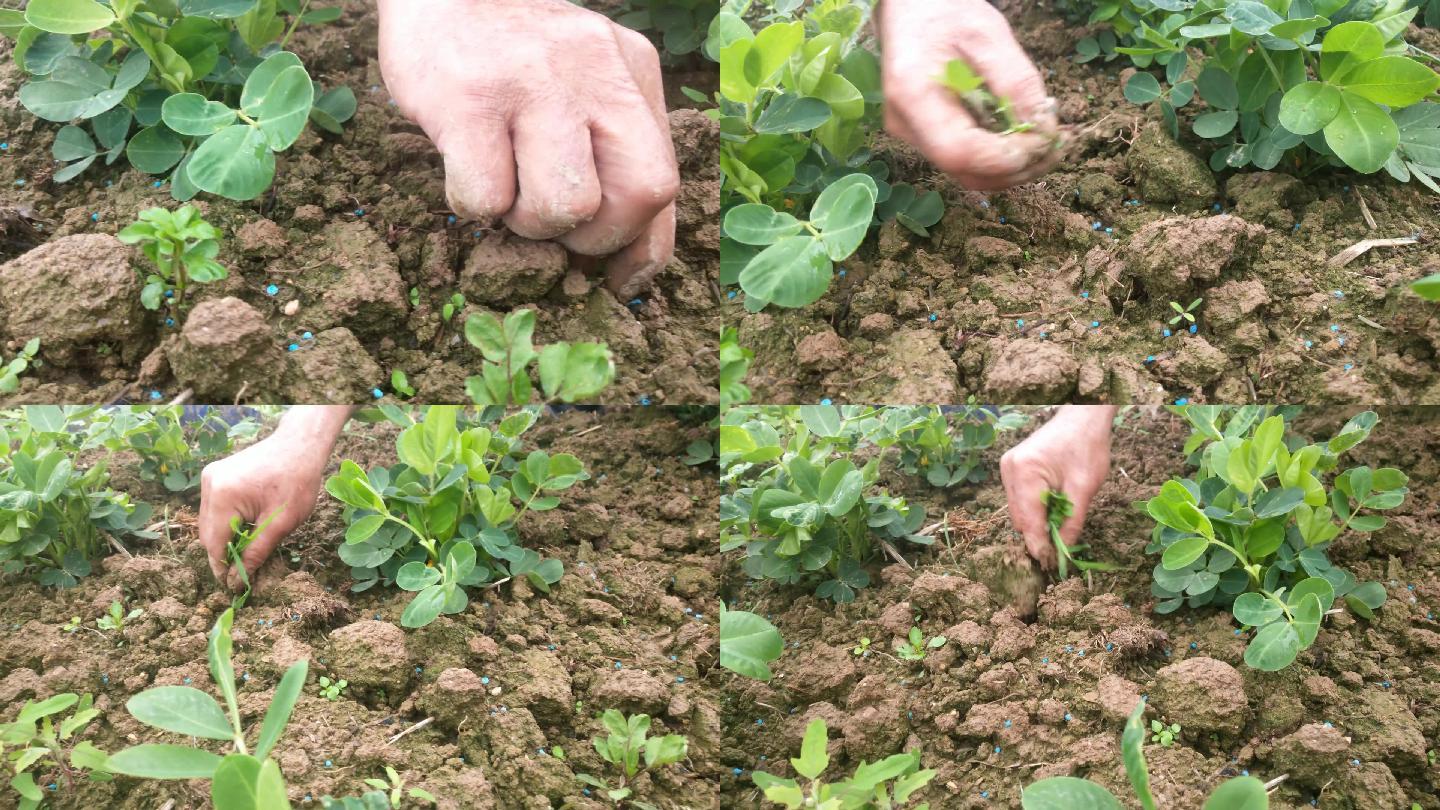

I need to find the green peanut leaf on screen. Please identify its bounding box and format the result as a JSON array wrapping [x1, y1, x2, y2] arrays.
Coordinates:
[[1244, 620, 1301, 671], [754, 93, 832, 134], [1021, 777, 1123, 810], [718, 605, 783, 681], [125, 686, 233, 740], [189, 124, 277, 201], [537, 342, 615, 403], [401, 584, 447, 628], [1193, 110, 1238, 138], [1332, 56, 1440, 108], [1124, 72, 1162, 104], [1232, 592, 1283, 626], [1321, 21, 1385, 83], [52, 125, 97, 161], [1279, 82, 1342, 136], [126, 125, 185, 173], [179, 0, 261, 18], [1325, 91, 1399, 174], [1196, 67, 1239, 110], [1162, 535, 1209, 569], [309, 85, 357, 134], [255, 759, 289, 810], [792, 718, 829, 780], [162, 93, 237, 136], [18, 81, 96, 122], [810, 173, 877, 261], [25, 0, 116, 35], [211, 753, 262, 810], [1292, 592, 1324, 647], [1201, 776, 1269, 809], [738, 234, 832, 309], [724, 204, 804, 245], [245, 64, 313, 150]]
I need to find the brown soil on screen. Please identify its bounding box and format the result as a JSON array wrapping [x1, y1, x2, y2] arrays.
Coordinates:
[[0, 406, 723, 809], [730, 10, 1440, 406], [720, 407, 1440, 809], [0, 1, 719, 406]]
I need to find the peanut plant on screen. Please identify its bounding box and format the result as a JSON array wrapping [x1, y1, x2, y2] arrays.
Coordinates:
[[885, 403, 1028, 487], [1145, 407, 1404, 670], [2, 0, 353, 200], [0, 694, 112, 810], [117, 206, 227, 313], [464, 310, 615, 406], [325, 407, 577, 627], [0, 339, 41, 394], [575, 710, 689, 806]]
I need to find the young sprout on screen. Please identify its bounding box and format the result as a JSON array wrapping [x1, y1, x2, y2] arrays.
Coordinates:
[[442, 293, 466, 325], [317, 676, 348, 702], [574, 710, 689, 804], [391, 369, 416, 399], [117, 206, 228, 313], [893, 627, 947, 662], [1167, 298, 1203, 326], [1042, 490, 1117, 582], [227, 507, 285, 611], [96, 600, 143, 637], [852, 637, 872, 657], [939, 58, 1036, 136], [0, 338, 40, 394], [62, 615, 82, 634], [329, 765, 438, 808], [1150, 719, 1181, 746]]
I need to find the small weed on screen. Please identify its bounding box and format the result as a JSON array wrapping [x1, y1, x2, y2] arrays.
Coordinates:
[[753, 717, 935, 808], [1167, 298, 1203, 326], [0, 338, 40, 394], [317, 676, 348, 701], [575, 709, 688, 806], [118, 206, 227, 314], [852, 637, 872, 657], [95, 599, 143, 637], [893, 626, 946, 663], [1149, 720, 1181, 747]]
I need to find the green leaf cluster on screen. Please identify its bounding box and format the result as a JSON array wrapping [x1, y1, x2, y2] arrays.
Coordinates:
[[892, 626, 947, 662], [616, 0, 719, 57], [108, 607, 307, 810], [0, 406, 157, 589], [0, 339, 41, 395], [324, 407, 577, 628], [1145, 406, 1405, 670], [887, 403, 1028, 487], [320, 766, 437, 809], [95, 598, 144, 635], [463, 310, 615, 406], [719, 602, 784, 680], [1089, 0, 1440, 185], [0, 693, 112, 810], [720, 326, 754, 409], [1045, 489, 1119, 580], [1022, 702, 1268, 809], [938, 57, 1040, 135], [720, 405, 928, 602], [752, 717, 936, 809], [717, 0, 945, 311], [575, 710, 689, 804], [2, 0, 352, 200], [113, 404, 256, 491], [117, 206, 228, 313]]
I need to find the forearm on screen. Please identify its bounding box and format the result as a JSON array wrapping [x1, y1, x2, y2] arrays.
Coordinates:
[[270, 406, 356, 469]]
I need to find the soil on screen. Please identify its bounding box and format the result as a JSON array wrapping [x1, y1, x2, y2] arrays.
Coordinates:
[[719, 407, 1440, 809], [730, 9, 1440, 406], [0, 406, 724, 810], [0, 1, 720, 407]]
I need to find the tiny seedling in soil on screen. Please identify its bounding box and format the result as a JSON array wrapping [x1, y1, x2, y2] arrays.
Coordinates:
[[317, 676, 348, 701], [319, 765, 438, 809], [682, 439, 714, 466], [2, 0, 352, 200], [1149, 720, 1181, 747], [1147, 408, 1403, 671], [391, 369, 416, 399], [893, 626, 947, 662], [464, 309, 615, 406], [0, 693, 112, 810], [442, 293, 466, 325], [939, 57, 1037, 136], [574, 709, 689, 807], [1023, 702, 1267, 809], [1167, 298, 1203, 326], [1043, 489, 1117, 580], [752, 717, 936, 808], [227, 507, 284, 610], [108, 607, 308, 810], [0, 338, 40, 394], [852, 636, 872, 657], [96, 599, 143, 637], [62, 615, 82, 633], [117, 206, 227, 313], [719, 603, 783, 681]]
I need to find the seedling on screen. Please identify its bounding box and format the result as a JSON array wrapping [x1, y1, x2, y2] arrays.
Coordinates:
[[441, 293, 466, 326], [62, 615, 82, 633], [227, 507, 284, 610], [96, 599, 143, 636], [391, 370, 416, 399], [852, 637, 872, 657], [1167, 298, 1203, 326], [0, 693, 112, 810], [1149, 720, 1181, 747], [126, 406, 249, 491], [464, 310, 615, 406], [893, 627, 947, 662], [1, 0, 350, 200], [720, 405, 928, 602], [752, 717, 936, 808], [326, 407, 577, 627], [1044, 490, 1118, 580], [317, 676, 347, 701], [117, 206, 227, 313], [939, 58, 1036, 135], [321, 766, 437, 809], [890, 403, 1027, 487], [1023, 702, 1265, 809], [682, 439, 714, 466], [719, 327, 753, 409], [1146, 408, 1404, 670], [0, 338, 40, 394], [718, 2, 945, 310], [719, 603, 783, 681], [109, 608, 308, 809], [574, 710, 688, 806]]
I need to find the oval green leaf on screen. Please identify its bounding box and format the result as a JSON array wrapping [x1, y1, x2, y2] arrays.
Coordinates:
[[25, 0, 115, 34], [125, 686, 233, 740], [1244, 619, 1301, 671], [1232, 592, 1283, 627], [1279, 82, 1342, 135], [395, 561, 441, 592], [738, 234, 833, 309], [1161, 535, 1208, 570], [1124, 72, 1162, 104], [162, 93, 237, 136], [1021, 777, 1123, 810], [211, 753, 262, 810], [1333, 56, 1440, 108], [126, 125, 185, 173], [1193, 110, 1238, 139], [108, 744, 223, 779], [724, 203, 804, 246], [400, 584, 447, 628], [245, 64, 313, 150], [1202, 776, 1269, 810], [188, 124, 276, 200], [1324, 90, 1399, 174]]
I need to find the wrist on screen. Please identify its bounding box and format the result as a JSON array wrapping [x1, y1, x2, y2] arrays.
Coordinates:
[[270, 406, 354, 474]]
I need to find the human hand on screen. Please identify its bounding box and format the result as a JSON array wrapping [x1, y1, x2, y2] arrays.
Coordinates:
[[377, 0, 679, 298], [1000, 406, 1116, 570], [876, 0, 1060, 190], [197, 407, 351, 589]]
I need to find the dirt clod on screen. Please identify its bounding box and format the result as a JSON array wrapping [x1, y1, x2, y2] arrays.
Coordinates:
[[460, 233, 568, 306], [171, 297, 284, 401], [1151, 657, 1247, 736], [327, 619, 411, 694]]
